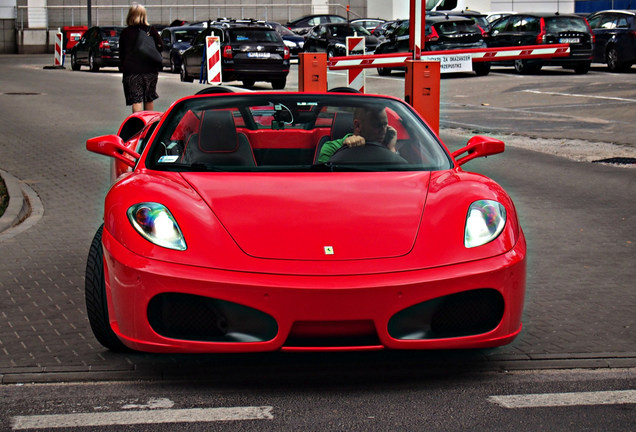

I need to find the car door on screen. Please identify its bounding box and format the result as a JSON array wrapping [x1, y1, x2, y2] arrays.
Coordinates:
[[160, 29, 172, 66], [487, 16, 515, 47], [75, 27, 96, 64]]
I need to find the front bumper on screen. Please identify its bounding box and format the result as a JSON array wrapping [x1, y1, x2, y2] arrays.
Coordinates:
[[102, 228, 526, 353]]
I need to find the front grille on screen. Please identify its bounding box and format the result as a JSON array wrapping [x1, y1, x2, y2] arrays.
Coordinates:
[[147, 293, 278, 342], [388, 289, 505, 340]]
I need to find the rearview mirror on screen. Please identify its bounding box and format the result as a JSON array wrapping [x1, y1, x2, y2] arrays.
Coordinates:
[[451, 136, 504, 166], [86, 134, 140, 168]]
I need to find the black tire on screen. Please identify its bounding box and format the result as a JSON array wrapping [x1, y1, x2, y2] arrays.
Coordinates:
[[271, 78, 286, 90], [71, 52, 80, 71], [89, 51, 99, 72], [242, 79, 255, 88], [327, 48, 336, 59], [573, 61, 591, 74], [606, 46, 629, 72], [377, 67, 391, 76], [473, 62, 491, 76], [170, 56, 178, 73], [514, 59, 541, 74], [180, 63, 193, 82], [85, 225, 130, 352]]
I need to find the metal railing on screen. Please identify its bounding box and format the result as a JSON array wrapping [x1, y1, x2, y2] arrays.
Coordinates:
[[14, 3, 361, 30]]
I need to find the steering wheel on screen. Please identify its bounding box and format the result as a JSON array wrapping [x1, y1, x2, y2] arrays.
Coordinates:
[[328, 141, 408, 164]]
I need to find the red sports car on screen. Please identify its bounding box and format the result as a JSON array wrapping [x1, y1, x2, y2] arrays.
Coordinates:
[[86, 90, 526, 353]]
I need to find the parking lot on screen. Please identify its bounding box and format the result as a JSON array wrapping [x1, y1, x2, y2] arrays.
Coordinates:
[[0, 54, 635, 382]]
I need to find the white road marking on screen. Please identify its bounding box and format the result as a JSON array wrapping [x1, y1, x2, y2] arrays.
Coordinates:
[[11, 406, 273, 430], [489, 390, 636, 409], [521, 89, 636, 103]]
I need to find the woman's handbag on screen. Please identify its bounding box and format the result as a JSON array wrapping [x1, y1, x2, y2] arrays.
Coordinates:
[[134, 28, 162, 68]]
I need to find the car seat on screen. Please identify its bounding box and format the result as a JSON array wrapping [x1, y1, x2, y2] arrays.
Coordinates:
[[312, 111, 354, 164]]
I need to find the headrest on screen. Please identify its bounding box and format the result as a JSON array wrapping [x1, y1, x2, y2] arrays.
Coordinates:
[[330, 111, 354, 139], [198, 110, 238, 153]]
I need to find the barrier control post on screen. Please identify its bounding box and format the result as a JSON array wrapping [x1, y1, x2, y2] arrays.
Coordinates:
[[405, 60, 440, 134], [298, 52, 327, 92]]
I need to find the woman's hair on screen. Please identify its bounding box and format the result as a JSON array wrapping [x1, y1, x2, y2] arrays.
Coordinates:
[[126, 3, 149, 26]]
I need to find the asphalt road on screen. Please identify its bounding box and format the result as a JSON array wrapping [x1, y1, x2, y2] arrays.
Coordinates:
[[0, 55, 634, 382]]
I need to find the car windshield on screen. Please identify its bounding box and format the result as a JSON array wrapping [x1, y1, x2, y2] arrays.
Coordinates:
[[146, 94, 452, 172], [346, 25, 372, 36], [545, 17, 589, 33], [174, 29, 201, 43], [436, 21, 481, 35], [230, 28, 281, 43]]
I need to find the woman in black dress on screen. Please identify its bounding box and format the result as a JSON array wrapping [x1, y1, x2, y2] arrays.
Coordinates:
[[119, 3, 163, 113]]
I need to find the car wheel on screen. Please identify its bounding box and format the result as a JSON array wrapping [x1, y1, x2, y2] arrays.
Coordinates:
[[573, 61, 591, 74], [606, 46, 629, 72], [377, 67, 391, 76], [85, 225, 130, 352], [71, 53, 80, 71], [473, 62, 491, 76], [327, 48, 336, 59], [180, 63, 193, 82], [271, 78, 286, 90], [514, 59, 540, 74], [89, 51, 99, 72], [242, 79, 255, 88]]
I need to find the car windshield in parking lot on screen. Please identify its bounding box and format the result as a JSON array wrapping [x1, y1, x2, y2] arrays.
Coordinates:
[[544, 16, 590, 32], [230, 28, 281, 43], [147, 93, 451, 172], [436, 20, 482, 35]]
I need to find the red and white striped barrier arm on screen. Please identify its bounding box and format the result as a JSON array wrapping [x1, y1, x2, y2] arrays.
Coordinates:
[[327, 44, 571, 70]]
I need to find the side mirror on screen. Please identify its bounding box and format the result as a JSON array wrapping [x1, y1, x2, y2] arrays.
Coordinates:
[[86, 134, 140, 168], [451, 135, 504, 166]]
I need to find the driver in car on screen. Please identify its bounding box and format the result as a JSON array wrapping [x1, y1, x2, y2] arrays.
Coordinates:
[[317, 106, 398, 164]]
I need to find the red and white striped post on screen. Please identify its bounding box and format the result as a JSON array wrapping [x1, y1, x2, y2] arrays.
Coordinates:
[[54, 31, 64, 66], [205, 36, 222, 85], [346, 36, 365, 92], [409, 0, 426, 59]]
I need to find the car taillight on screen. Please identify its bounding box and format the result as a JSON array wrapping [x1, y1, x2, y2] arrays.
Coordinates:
[[536, 18, 546, 44], [283, 46, 290, 60], [477, 25, 488, 38], [223, 45, 233, 59], [426, 26, 440, 43], [99, 40, 110, 49]]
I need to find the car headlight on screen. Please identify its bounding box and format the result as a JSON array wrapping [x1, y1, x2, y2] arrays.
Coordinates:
[[127, 203, 187, 251], [464, 200, 506, 248], [284, 40, 297, 48]]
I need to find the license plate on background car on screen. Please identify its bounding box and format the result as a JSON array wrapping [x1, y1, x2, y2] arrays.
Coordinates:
[[248, 52, 271, 58], [559, 38, 580, 44]]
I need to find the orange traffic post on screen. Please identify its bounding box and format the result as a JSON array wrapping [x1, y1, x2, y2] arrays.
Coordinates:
[[404, 60, 440, 134], [298, 52, 327, 92]]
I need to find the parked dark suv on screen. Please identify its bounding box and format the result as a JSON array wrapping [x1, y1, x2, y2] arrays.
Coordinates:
[[587, 9, 636, 72], [180, 20, 290, 89], [70, 26, 123, 71], [487, 13, 594, 74], [303, 23, 379, 58], [160, 25, 203, 73], [374, 16, 490, 76]]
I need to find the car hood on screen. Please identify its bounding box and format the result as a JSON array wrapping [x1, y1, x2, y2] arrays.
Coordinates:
[[181, 172, 430, 261]]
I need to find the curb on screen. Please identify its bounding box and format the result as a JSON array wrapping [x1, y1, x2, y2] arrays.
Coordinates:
[[0, 169, 29, 233]]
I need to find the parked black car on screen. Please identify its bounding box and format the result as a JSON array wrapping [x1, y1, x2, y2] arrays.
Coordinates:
[[303, 23, 379, 58], [374, 16, 490, 76], [285, 14, 346, 35], [70, 26, 123, 71], [160, 25, 203, 73], [487, 13, 594, 74], [180, 20, 290, 88], [587, 9, 636, 72], [265, 21, 305, 59], [371, 19, 401, 43]]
